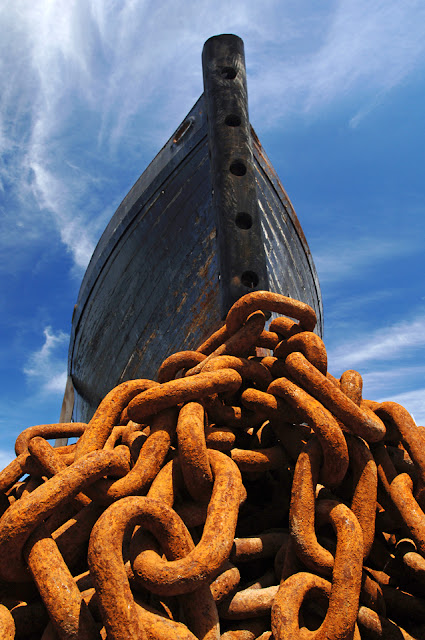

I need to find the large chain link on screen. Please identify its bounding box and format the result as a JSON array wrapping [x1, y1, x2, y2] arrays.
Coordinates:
[[0, 291, 424, 639]]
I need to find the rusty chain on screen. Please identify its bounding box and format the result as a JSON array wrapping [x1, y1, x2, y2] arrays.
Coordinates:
[[0, 291, 424, 639]]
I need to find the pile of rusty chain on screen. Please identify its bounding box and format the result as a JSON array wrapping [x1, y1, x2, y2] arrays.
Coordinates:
[[0, 291, 425, 640]]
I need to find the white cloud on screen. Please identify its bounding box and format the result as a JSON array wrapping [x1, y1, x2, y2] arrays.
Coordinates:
[[0, 2, 116, 275], [323, 290, 395, 327], [362, 366, 425, 392], [0, 449, 15, 470], [24, 327, 68, 395], [306, 2, 425, 109], [326, 327, 425, 425], [360, 368, 425, 426], [312, 222, 425, 286], [328, 313, 425, 372], [1, 0, 425, 277], [313, 238, 408, 285], [249, 1, 425, 126], [30, 161, 96, 270]]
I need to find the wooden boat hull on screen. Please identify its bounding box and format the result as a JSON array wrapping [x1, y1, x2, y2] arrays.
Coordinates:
[[68, 37, 323, 423]]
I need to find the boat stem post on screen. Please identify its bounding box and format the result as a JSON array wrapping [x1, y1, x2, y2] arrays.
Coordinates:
[[202, 34, 269, 319]]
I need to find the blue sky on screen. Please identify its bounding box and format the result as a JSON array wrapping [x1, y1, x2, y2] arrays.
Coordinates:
[[0, 1, 424, 467]]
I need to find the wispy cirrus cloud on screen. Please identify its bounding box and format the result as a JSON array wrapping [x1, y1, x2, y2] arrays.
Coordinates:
[[327, 313, 425, 372], [313, 238, 404, 285], [0, 449, 15, 471], [314, 233, 423, 285], [1, 0, 424, 278], [326, 314, 425, 424], [24, 326, 68, 395], [322, 290, 396, 327], [362, 366, 425, 392], [249, 1, 425, 127], [362, 367, 425, 424], [29, 161, 99, 271], [305, 2, 425, 113], [0, 2, 121, 274]]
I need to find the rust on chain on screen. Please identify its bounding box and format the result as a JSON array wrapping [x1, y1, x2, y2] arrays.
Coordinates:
[[28, 437, 92, 509], [196, 324, 230, 356], [357, 606, 418, 639], [339, 369, 363, 406], [220, 618, 270, 640], [240, 387, 298, 424], [0, 447, 130, 582], [127, 369, 242, 422], [157, 351, 207, 383], [230, 445, 288, 472], [85, 408, 177, 504], [205, 424, 236, 451], [396, 538, 425, 586], [0, 604, 15, 640], [390, 473, 425, 556], [176, 402, 213, 503], [185, 310, 266, 376], [224, 291, 317, 335], [376, 402, 425, 489], [209, 561, 241, 603], [218, 584, 279, 620], [268, 376, 349, 488], [50, 502, 104, 571], [200, 356, 272, 390], [285, 351, 387, 442], [271, 571, 362, 640], [0, 452, 44, 495], [204, 393, 264, 429], [273, 331, 327, 375], [88, 496, 201, 639], [24, 523, 100, 640], [269, 315, 303, 338], [0, 291, 423, 639], [74, 379, 159, 460], [346, 434, 378, 560], [130, 450, 242, 595], [15, 423, 87, 456], [230, 532, 288, 563]]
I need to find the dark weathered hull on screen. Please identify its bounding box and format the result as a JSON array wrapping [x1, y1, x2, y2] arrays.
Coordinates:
[[68, 96, 322, 422], [68, 36, 323, 423]]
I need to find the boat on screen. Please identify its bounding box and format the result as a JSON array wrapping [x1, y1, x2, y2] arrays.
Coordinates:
[[65, 34, 323, 424]]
